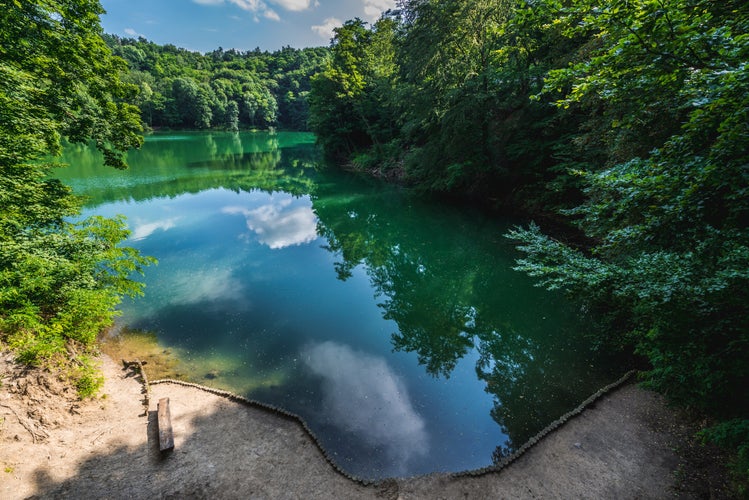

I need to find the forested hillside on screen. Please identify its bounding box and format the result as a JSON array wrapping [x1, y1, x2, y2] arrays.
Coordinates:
[[105, 35, 329, 131], [309, 0, 748, 485]]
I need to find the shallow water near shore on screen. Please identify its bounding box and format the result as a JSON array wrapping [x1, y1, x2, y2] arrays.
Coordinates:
[[56, 131, 620, 479]]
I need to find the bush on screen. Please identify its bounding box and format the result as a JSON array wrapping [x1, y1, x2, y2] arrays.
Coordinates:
[[700, 419, 749, 493], [71, 354, 106, 399]]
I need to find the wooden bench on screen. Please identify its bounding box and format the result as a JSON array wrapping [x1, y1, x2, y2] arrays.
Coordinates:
[[157, 397, 175, 452]]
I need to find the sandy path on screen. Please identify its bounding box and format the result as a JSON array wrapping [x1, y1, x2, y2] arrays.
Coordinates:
[[0, 352, 696, 499]]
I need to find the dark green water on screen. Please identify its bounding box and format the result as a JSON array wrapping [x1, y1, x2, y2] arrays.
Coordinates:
[[55, 131, 619, 480]]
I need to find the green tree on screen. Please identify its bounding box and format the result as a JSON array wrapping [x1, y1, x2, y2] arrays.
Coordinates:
[[310, 1, 580, 205], [1, 0, 153, 396], [225, 100, 240, 131], [122, 70, 158, 128], [309, 17, 399, 166], [169, 77, 213, 129], [309, 19, 374, 159], [395, 0, 513, 190], [508, 0, 749, 479], [104, 35, 327, 131]]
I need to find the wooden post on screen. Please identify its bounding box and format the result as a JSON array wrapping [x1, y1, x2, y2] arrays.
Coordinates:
[[157, 397, 174, 452]]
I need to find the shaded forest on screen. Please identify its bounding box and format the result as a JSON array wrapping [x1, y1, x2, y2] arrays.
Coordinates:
[[308, 0, 748, 486]]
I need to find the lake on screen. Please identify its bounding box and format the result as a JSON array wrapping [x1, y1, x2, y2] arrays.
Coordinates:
[[55, 131, 620, 480]]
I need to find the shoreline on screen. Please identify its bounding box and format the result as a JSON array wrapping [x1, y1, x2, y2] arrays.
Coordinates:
[[0, 351, 731, 498]]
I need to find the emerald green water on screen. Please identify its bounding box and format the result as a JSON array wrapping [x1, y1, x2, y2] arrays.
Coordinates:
[[55, 131, 619, 480]]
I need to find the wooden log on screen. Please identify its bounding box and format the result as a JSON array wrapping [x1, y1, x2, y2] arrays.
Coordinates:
[[157, 397, 174, 452]]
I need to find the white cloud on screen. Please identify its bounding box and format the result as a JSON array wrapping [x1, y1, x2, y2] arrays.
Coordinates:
[[363, 0, 395, 21], [263, 9, 281, 21], [270, 0, 313, 11], [124, 27, 146, 38], [192, 0, 281, 22], [129, 217, 180, 241], [309, 1, 394, 40], [229, 0, 266, 10], [193, 0, 311, 19], [311, 17, 342, 40], [303, 341, 429, 471], [168, 267, 244, 306]]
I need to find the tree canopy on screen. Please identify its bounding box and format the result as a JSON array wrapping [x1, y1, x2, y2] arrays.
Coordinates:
[[1, 0, 153, 395], [104, 35, 330, 131], [308, 0, 749, 483]]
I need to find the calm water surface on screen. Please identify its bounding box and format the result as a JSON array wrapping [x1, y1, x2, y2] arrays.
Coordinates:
[[55, 131, 619, 479]]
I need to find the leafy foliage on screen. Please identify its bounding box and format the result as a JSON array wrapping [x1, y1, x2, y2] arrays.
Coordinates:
[[308, 18, 400, 165], [104, 36, 330, 131], [1, 0, 153, 397], [507, 0, 749, 480], [700, 419, 749, 493], [511, 0, 749, 407], [308, 1, 593, 205], [308, 0, 749, 482]]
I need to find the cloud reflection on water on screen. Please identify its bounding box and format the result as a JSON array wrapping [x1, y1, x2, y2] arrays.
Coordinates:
[[129, 217, 181, 241], [303, 341, 429, 472], [223, 194, 318, 249], [167, 266, 245, 306]]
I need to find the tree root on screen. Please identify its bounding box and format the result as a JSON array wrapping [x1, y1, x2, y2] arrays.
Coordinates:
[[0, 403, 41, 443]]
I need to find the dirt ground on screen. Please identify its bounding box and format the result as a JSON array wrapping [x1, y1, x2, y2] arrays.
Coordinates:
[[0, 351, 733, 499]]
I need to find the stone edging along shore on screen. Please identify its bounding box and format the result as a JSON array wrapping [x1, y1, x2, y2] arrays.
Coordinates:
[[125, 361, 636, 485]]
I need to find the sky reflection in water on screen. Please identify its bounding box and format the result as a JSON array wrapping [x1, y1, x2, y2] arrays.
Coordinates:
[[223, 194, 319, 249], [303, 341, 429, 474], [56, 131, 620, 480]]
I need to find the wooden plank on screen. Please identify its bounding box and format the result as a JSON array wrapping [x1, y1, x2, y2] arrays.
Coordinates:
[[157, 397, 174, 452]]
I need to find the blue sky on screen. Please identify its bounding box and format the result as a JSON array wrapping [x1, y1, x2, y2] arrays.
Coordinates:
[[99, 0, 396, 52]]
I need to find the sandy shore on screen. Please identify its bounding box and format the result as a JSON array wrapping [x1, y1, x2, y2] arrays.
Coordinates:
[[0, 351, 724, 498]]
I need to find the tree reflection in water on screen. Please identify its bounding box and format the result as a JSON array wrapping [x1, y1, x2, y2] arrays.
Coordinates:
[[313, 181, 620, 457], [58, 132, 622, 473]]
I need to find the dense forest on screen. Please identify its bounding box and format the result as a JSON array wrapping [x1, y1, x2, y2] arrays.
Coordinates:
[[308, 0, 748, 485], [104, 35, 329, 131]]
